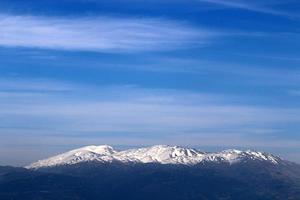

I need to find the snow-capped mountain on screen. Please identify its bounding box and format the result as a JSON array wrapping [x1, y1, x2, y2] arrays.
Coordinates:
[[26, 145, 281, 169]]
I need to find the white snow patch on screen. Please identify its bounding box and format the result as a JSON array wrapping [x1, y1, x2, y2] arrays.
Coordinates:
[[26, 145, 281, 169]]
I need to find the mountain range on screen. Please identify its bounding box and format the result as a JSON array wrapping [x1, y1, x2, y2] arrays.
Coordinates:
[[26, 145, 280, 168], [1, 145, 300, 200]]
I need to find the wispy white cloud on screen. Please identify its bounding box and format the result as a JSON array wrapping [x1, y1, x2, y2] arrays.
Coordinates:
[[231, 52, 300, 62], [0, 78, 75, 92], [0, 13, 288, 54], [113, 57, 300, 87], [0, 14, 215, 52], [0, 78, 299, 135], [0, 78, 299, 165], [198, 0, 297, 18]]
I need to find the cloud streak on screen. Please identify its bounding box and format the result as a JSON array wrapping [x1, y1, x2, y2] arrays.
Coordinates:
[[0, 78, 299, 165], [198, 0, 297, 18], [0, 14, 214, 52], [0, 78, 299, 136]]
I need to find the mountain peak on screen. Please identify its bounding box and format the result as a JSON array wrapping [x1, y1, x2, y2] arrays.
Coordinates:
[[26, 145, 281, 169], [114, 145, 204, 165], [27, 145, 116, 169], [82, 145, 116, 154]]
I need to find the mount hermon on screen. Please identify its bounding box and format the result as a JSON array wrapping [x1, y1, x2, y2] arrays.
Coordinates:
[[27, 145, 281, 169]]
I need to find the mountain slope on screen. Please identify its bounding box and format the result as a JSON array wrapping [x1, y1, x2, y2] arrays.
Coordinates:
[[1, 145, 300, 200], [26, 145, 281, 169], [1, 160, 300, 200]]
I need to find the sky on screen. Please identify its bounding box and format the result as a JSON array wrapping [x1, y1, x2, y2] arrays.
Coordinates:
[[0, 0, 299, 166]]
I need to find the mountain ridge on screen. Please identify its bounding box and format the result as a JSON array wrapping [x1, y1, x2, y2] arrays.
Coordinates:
[[26, 145, 282, 169], [1, 145, 299, 200]]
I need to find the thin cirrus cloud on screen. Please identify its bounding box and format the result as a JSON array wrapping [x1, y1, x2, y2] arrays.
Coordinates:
[[0, 14, 214, 52], [198, 0, 297, 18], [1, 78, 300, 165], [0, 78, 299, 136]]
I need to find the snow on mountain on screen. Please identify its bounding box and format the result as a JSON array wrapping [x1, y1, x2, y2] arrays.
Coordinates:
[[27, 145, 117, 169], [26, 145, 281, 169], [114, 145, 205, 164], [204, 149, 280, 164]]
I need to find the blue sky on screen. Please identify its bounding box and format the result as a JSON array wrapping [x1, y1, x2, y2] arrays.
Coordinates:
[[0, 0, 299, 166]]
